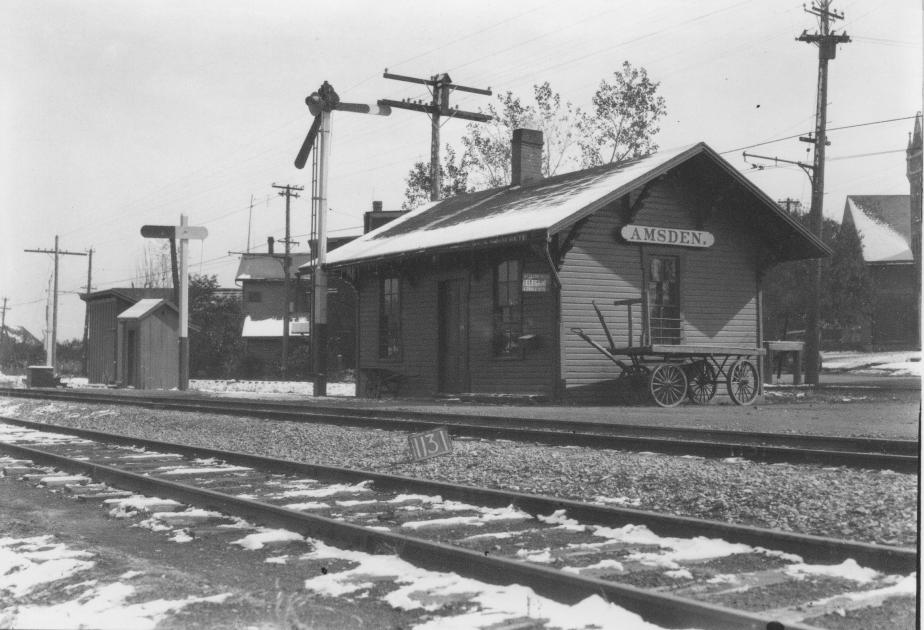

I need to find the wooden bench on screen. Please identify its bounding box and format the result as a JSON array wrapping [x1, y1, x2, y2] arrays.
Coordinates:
[[360, 368, 406, 399], [762, 340, 804, 385]]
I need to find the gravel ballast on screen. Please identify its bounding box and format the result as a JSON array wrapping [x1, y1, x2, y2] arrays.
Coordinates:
[[1, 399, 916, 548]]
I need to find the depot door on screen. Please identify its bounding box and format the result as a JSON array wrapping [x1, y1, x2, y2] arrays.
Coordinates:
[[438, 278, 468, 393]]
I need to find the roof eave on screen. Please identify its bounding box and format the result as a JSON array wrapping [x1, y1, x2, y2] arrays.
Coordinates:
[[324, 230, 545, 270]]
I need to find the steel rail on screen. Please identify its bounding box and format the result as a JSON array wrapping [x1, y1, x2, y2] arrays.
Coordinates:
[[0, 415, 914, 575], [0, 435, 825, 630], [2, 387, 914, 452], [0, 388, 917, 471]]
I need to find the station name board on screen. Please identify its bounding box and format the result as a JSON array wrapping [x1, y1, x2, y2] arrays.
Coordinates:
[[620, 224, 714, 248]]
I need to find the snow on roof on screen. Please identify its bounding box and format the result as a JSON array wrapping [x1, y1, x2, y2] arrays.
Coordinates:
[[844, 196, 913, 263], [236, 253, 313, 282], [324, 144, 698, 268], [322, 142, 828, 268], [241, 315, 309, 338], [116, 298, 174, 320]]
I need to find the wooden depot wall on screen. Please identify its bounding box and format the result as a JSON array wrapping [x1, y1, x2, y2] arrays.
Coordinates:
[[559, 176, 762, 401], [354, 250, 559, 398], [350, 175, 765, 401]]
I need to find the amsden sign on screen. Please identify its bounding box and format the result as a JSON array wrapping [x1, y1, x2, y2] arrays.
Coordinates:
[[620, 224, 714, 248]]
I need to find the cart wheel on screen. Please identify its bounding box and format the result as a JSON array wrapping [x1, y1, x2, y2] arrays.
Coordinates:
[[685, 360, 717, 404], [726, 359, 759, 406], [649, 363, 687, 407], [617, 365, 651, 405]]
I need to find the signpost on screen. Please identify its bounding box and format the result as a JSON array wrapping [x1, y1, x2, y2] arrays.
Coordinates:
[[141, 215, 207, 391]]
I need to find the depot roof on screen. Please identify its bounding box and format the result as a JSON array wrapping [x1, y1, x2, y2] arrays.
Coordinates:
[[320, 142, 830, 270]]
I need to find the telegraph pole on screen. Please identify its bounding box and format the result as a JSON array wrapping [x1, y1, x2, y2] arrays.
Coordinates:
[[81, 248, 94, 377], [381, 71, 492, 201], [0, 297, 9, 366], [797, 0, 850, 386], [24, 236, 87, 371], [271, 183, 303, 378], [246, 194, 255, 253]]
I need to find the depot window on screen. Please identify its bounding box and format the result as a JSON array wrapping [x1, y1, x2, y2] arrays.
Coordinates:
[[647, 255, 682, 344], [493, 260, 522, 357], [379, 276, 401, 359]]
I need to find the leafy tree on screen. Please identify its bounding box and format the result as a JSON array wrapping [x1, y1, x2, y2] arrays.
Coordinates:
[[0, 326, 43, 374], [55, 338, 85, 376], [400, 63, 667, 207], [762, 211, 871, 346], [401, 145, 472, 210], [457, 82, 585, 192], [188, 274, 244, 378], [578, 61, 667, 166]]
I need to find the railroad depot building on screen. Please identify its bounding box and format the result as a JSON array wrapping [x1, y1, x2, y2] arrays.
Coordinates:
[[325, 130, 829, 402]]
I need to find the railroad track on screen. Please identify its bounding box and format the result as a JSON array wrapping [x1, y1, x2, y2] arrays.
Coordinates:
[[0, 416, 915, 630], [0, 387, 917, 472]]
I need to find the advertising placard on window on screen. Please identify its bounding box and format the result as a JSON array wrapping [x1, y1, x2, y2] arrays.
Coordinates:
[[522, 273, 550, 292]]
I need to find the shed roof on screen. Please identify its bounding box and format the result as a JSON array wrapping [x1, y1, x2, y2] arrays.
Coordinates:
[[320, 142, 830, 270], [81, 288, 174, 304], [842, 195, 913, 263], [236, 253, 313, 282], [116, 298, 177, 321]]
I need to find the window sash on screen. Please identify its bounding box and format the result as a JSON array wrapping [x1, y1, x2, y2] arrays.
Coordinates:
[[494, 260, 522, 356], [379, 277, 401, 359]]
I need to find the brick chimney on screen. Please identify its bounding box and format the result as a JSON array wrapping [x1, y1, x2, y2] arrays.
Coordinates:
[[511, 128, 543, 187], [372, 200, 383, 212], [267, 236, 274, 255]]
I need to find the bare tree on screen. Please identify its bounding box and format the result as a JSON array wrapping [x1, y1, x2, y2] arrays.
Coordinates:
[[135, 242, 172, 288]]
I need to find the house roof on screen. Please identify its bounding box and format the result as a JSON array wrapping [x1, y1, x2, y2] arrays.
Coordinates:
[[81, 288, 174, 303], [236, 253, 313, 282], [842, 195, 913, 263], [321, 142, 830, 270], [117, 298, 177, 321]]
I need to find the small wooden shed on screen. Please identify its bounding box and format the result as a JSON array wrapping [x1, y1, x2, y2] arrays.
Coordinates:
[[116, 298, 179, 389], [325, 131, 830, 402]]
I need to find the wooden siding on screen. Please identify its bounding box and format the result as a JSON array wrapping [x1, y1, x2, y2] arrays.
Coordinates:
[[119, 307, 178, 390], [355, 253, 558, 398], [560, 179, 760, 399], [87, 297, 123, 384], [139, 308, 178, 389]]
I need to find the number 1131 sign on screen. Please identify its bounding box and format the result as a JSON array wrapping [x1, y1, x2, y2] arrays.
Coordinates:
[[408, 427, 453, 461]]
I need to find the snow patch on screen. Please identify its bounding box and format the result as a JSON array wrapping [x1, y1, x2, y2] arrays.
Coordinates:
[[3, 582, 232, 630], [784, 559, 880, 583], [0, 536, 94, 598], [231, 528, 304, 550], [300, 540, 691, 630]]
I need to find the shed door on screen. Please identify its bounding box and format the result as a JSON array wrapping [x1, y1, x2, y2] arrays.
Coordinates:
[[125, 329, 138, 387], [438, 279, 468, 393]]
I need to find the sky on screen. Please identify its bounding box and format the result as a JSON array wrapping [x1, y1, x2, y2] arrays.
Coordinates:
[[1, 0, 920, 342]]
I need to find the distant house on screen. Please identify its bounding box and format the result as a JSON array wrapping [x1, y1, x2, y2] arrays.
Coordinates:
[[838, 114, 922, 349], [235, 239, 313, 369], [323, 129, 829, 401], [81, 288, 173, 384], [841, 196, 917, 348]]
